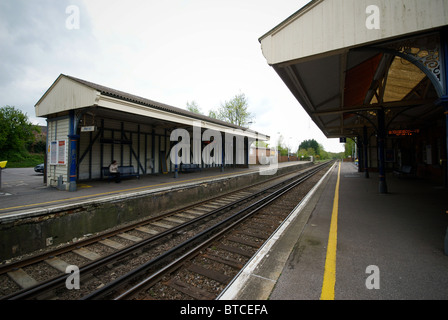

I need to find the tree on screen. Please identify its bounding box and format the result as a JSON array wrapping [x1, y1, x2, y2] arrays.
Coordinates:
[[344, 138, 356, 158], [306, 147, 316, 157], [319, 143, 329, 160], [276, 135, 289, 156], [297, 149, 307, 159], [212, 92, 254, 127], [0, 106, 38, 159], [298, 139, 321, 156], [208, 110, 218, 119], [186, 101, 202, 114]]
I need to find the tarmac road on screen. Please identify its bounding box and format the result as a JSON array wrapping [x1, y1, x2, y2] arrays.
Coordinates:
[[0, 167, 56, 211], [0, 167, 45, 193]]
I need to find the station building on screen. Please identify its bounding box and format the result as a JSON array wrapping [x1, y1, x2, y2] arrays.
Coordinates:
[[259, 0, 448, 192], [35, 74, 268, 191]]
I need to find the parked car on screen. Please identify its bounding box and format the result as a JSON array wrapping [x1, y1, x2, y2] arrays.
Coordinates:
[[34, 163, 44, 173]]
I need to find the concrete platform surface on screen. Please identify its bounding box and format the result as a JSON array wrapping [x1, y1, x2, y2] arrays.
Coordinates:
[[0, 162, 306, 219], [220, 161, 448, 300]]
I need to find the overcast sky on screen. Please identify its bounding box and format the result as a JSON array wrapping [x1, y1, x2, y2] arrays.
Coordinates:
[[0, 0, 344, 153]]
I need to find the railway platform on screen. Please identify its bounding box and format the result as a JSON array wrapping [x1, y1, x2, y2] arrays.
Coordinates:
[[220, 161, 448, 300], [0, 161, 312, 261], [0, 162, 308, 219]]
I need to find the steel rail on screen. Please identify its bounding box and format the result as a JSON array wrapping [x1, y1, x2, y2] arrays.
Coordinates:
[[86, 162, 331, 300], [3, 161, 331, 300], [0, 162, 317, 276], [3, 189, 258, 300]]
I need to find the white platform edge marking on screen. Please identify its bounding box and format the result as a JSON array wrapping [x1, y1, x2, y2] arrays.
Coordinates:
[[218, 162, 337, 300]]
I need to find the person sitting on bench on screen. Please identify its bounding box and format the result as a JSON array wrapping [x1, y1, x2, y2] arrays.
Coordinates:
[[109, 160, 121, 183]]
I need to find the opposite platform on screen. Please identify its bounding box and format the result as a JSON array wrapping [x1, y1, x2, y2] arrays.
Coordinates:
[[0, 161, 311, 261], [220, 161, 448, 300], [0, 162, 308, 220]]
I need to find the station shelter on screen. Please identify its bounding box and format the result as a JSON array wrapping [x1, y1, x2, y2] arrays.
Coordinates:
[[259, 0, 448, 192], [35, 74, 267, 191]]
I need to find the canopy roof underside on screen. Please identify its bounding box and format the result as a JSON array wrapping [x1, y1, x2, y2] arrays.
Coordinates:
[[271, 32, 443, 138], [260, 0, 448, 138]]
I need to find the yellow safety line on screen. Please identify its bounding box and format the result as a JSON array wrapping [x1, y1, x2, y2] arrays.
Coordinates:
[[0, 169, 255, 213], [320, 161, 341, 300]]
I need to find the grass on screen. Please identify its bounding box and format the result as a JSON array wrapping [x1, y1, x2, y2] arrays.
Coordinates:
[[2, 153, 45, 168]]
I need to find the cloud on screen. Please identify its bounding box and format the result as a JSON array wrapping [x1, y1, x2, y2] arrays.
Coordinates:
[[0, 0, 98, 119], [0, 0, 344, 153]]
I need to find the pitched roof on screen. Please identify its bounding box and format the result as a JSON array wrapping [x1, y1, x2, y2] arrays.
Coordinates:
[[63, 74, 249, 132]]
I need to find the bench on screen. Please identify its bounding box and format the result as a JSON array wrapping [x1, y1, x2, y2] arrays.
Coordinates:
[[180, 163, 202, 173], [393, 165, 414, 178], [102, 166, 140, 182]]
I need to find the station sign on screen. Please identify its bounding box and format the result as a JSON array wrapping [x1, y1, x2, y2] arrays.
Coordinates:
[[81, 126, 96, 132], [388, 129, 420, 137]]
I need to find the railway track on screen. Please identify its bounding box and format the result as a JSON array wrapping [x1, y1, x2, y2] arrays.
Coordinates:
[[97, 161, 332, 300], [0, 161, 333, 300]]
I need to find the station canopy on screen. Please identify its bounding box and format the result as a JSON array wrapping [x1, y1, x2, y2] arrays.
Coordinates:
[[36, 74, 266, 141], [259, 0, 448, 139]]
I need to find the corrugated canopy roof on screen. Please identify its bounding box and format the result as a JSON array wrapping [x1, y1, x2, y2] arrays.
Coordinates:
[[35, 74, 267, 140], [63, 75, 250, 132]]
